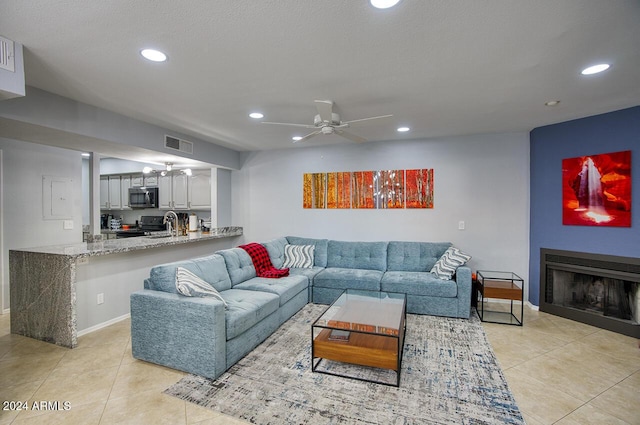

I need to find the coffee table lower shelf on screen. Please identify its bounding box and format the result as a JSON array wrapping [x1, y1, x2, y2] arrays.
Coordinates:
[[312, 328, 403, 387]]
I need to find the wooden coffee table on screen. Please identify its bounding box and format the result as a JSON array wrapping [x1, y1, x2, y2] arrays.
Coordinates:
[[311, 289, 406, 387]]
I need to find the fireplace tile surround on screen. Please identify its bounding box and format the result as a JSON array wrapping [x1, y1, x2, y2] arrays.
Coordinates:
[[540, 248, 640, 338]]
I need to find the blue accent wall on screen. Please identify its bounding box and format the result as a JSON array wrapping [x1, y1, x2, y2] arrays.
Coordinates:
[[529, 106, 640, 305]]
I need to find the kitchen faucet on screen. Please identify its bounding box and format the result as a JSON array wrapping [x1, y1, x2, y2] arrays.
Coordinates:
[[163, 211, 179, 237]]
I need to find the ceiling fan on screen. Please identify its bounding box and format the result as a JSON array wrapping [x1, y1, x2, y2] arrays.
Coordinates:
[[261, 100, 393, 143]]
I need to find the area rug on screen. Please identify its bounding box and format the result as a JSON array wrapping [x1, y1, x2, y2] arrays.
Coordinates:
[[165, 304, 524, 425]]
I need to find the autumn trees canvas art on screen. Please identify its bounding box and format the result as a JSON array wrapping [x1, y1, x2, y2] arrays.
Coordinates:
[[303, 169, 434, 210]]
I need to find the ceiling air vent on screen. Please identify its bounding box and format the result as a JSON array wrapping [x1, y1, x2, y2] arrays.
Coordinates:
[[164, 135, 193, 154], [0, 36, 15, 72]]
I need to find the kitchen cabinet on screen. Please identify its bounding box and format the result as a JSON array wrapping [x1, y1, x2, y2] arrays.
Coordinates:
[[131, 175, 144, 187], [144, 175, 158, 186], [159, 170, 211, 210], [100, 175, 123, 209], [159, 173, 189, 209], [188, 169, 212, 209], [120, 175, 131, 209]]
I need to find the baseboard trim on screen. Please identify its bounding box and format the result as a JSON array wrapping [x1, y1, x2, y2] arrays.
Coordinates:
[[77, 313, 130, 337]]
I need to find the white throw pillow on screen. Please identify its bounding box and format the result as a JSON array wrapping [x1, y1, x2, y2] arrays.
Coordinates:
[[282, 244, 315, 268], [430, 247, 471, 280], [175, 267, 228, 307]]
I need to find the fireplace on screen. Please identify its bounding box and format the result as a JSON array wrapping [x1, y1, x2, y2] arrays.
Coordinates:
[[540, 248, 640, 338]]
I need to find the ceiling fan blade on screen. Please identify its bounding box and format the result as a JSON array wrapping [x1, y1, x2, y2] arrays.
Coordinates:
[[314, 100, 334, 123], [261, 121, 317, 129], [293, 130, 322, 143], [343, 114, 394, 127], [335, 129, 368, 143]]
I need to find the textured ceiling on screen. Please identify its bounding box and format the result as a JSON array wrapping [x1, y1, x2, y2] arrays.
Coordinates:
[[1, 0, 639, 153]]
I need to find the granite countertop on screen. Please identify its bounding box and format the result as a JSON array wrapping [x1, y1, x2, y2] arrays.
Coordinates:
[[13, 226, 243, 258]]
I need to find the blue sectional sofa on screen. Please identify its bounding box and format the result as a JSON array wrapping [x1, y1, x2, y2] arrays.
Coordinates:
[[130, 236, 471, 379]]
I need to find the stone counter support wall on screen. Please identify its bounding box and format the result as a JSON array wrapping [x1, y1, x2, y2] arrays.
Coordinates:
[[10, 251, 77, 347]]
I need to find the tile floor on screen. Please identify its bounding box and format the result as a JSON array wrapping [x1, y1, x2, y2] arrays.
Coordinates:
[[0, 304, 638, 425]]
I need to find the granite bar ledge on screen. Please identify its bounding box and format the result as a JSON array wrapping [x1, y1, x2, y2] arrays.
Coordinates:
[[9, 227, 242, 348]]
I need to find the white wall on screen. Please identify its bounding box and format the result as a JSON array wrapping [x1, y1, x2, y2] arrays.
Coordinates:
[[233, 132, 531, 298], [1, 138, 83, 311]]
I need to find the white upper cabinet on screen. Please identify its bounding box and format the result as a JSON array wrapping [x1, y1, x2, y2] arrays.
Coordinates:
[[188, 169, 211, 210]]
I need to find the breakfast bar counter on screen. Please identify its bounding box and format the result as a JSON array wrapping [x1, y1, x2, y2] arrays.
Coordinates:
[[10, 227, 243, 348]]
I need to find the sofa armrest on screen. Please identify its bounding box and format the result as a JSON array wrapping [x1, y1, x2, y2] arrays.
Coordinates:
[[454, 266, 472, 318], [130, 289, 226, 379]]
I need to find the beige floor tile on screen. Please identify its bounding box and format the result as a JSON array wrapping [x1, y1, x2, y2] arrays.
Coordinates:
[[511, 351, 619, 401], [545, 342, 640, 383], [554, 403, 631, 425], [77, 321, 131, 349], [0, 380, 44, 424], [53, 342, 127, 374], [19, 366, 119, 419], [100, 389, 186, 425], [10, 400, 105, 425], [0, 336, 69, 361], [577, 329, 640, 364], [185, 402, 225, 424], [503, 368, 584, 424], [108, 360, 186, 400], [588, 371, 640, 425], [0, 352, 62, 387], [192, 414, 252, 425]]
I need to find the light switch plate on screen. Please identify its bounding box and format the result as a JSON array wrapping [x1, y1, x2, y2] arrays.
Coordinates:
[[63, 220, 74, 230], [458, 220, 465, 230]]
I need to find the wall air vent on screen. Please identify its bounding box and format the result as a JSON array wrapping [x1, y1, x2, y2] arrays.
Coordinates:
[[164, 135, 193, 155], [0, 36, 15, 72]]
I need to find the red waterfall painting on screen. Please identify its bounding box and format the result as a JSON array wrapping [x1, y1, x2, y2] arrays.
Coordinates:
[[562, 150, 631, 227]]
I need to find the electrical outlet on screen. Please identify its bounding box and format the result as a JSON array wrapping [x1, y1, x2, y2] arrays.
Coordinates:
[[77, 257, 89, 265], [97, 293, 104, 305], [458, 220, 465, 230]]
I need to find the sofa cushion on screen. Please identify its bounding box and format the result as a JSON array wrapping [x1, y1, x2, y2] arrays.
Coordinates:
[[326, 240, 388, 271], [288, 266, 325, 281], [286, 236, 329, 267], [314, 267, 383, 291], [217, 248, 257, 286], [381, 271, 457, 297], [148, 254, 232, 294], [233, 274, 308, 306], [282, 244, 315, 268], [386, 241, 452, 272], [221, 289, 280, 340], [262, 237, 288, 268], [431, 247, 472, 280]]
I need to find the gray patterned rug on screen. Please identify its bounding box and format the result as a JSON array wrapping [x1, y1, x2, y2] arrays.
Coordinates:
[[165, 304, 524, 425]]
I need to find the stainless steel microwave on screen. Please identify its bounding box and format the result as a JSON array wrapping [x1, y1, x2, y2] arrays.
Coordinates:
[[128, 187, 159, 208]]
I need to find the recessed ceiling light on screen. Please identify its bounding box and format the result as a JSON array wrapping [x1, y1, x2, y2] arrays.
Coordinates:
[[370, 0, 401, 9], [397, 127, 410, 132], [581, 63, 610, 75], [81, 152, 90, 157], [292, 136, 303, 141], [249, 112, 264, 119], [140, 48, 167, 62], [545, 100, 560, 107]]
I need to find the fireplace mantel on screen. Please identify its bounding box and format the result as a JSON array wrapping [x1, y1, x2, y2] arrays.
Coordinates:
[[539, 248, 640, 338]]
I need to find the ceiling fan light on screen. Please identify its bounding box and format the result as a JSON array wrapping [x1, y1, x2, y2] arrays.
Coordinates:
[[140, 48, 167, 62], [370, 0, 401, 9], [581, 63, 610, 75]]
